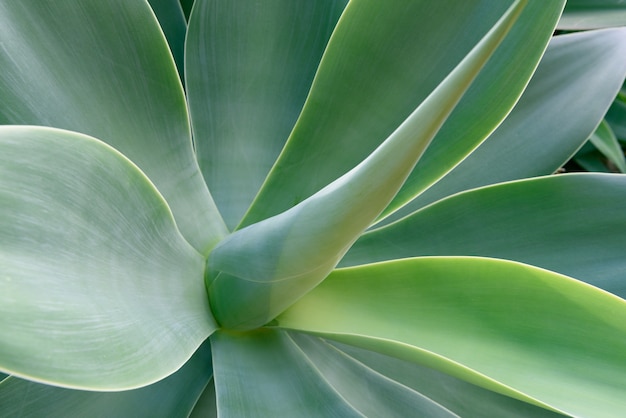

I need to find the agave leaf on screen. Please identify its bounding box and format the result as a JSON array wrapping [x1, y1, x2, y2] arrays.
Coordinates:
[[0, 0, 226, 252], [558, 0, 626, 29], [147, 0, 187, 80], [242, 0, 564, 227], [207, 0, 527, 330], [0, 340, 213, 418], [330, 341, 566, 418], [277, 257, 626, 418], [588, 119, 626, 172], [0, 126, 216, 389], [379, 28, 626, 223], [344, 174, 626, 298], [211, 329, 459, 417], [211, 329, 363, 417], [186, 0, 348, 229], [288, 333, 462, 418]]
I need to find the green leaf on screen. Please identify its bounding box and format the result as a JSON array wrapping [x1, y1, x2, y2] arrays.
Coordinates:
[[147, 0, 187, 81], [0, 339, 213, 418], [211, 329, 459, 417], [277, 257, 626, 418], [558, 0, 626, 29], [186, 0, 348, 229], [379, 28, 626, 223], [242, 0, 564, 227], [588, 119, 626, 172], [207, 0, 527, 330], [0, 126, 216, 390], [0, 0, 227, 252], [288, 333, 461, 418], [344, 174, 626, 298], [330, 341, 566, 418], [211, 329, 362, 417]]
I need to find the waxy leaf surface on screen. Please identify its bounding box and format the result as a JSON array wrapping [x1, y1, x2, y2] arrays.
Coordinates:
[[278, 257, 626, 418], [0, 127, 216, 390]]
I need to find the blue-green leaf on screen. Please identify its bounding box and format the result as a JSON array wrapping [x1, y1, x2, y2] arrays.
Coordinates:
[[186, 0, 348, 229], [0, 340, 213, 417], [0, 0, 226, 252], [207, 0, 526, 330], [278, 257, 626, 418], [379, 28, 626, 223], [0, 126, 216, 390], [344, 173, 626, 298], [242, 0, 564, 226]]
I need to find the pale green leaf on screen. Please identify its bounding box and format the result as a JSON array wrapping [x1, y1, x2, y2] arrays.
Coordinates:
[[344, 174, 626, 298], [588, 119, 626, 172], [288, 333, 462, 417], [0, 340, 213, 418], [330, 341, 566, 418], [278, 257, 626, 418], [207, 0, 526, 330], [0, 0, 226, 252], [211, 329, 363, 417], [0, 126, 216, 390], [186, 0, 348, 229], [558, 0, 626, 29], [212, 329, 459, 417], [242, 0, 564, 226], [379, 28, 626, 223]]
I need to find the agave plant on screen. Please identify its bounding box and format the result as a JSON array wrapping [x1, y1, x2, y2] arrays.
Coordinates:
[[2, 0, 626, 416]]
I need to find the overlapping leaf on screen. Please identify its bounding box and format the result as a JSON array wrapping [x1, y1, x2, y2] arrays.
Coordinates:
[[344, 174, 626, 298], [378, 28, 626, 223], [207, 0, 527, 330], [186, 0, 348, 228], [0, 340, 213, 417], [278, 257, 626, 418], [0, 0, 226, 252], [0, 127, 216, 389], [242, 0, 564, 226], [559, 0, 626, 29]]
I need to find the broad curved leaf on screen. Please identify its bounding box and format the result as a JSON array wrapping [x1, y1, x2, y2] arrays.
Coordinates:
[[559, 0, 626, 29], [211, 329, 363, 417], [330, 341, 566, 418], [242, 0, 564, 226], [211, 329, 457, 417], [379, 28, 626, 223], [186, 0, 348, 229], [344, 174, 626, 298], [207, 0, 525, 330], [0, 126, 216, 390], [0, 0, 226, 252], [0, 339, 213, 418], [278, 257, 626, 418]]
